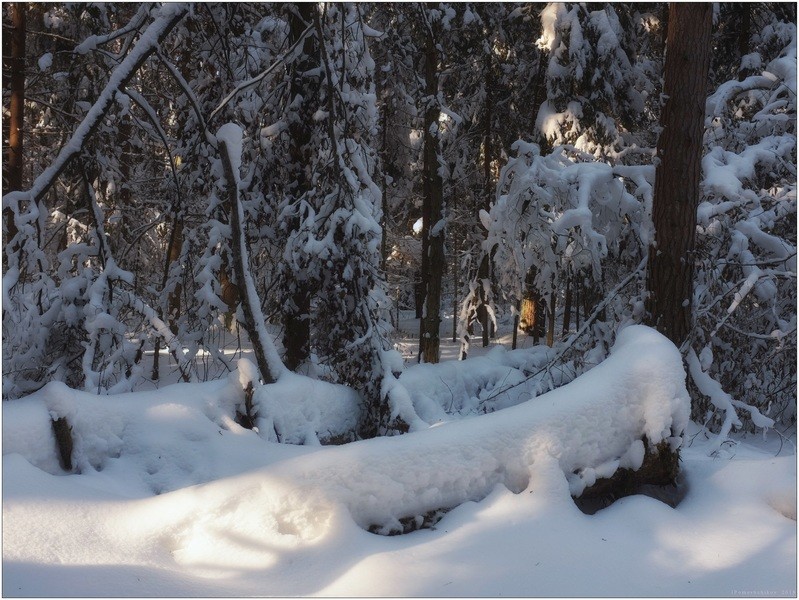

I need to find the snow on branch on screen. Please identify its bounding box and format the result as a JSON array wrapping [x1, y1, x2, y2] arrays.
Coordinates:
[[208, 23, 314, 126], [2, 4, 187, 211], [217, 123, 286, 385], [117, 290, 196, 384], [73, 4, 152, 55]]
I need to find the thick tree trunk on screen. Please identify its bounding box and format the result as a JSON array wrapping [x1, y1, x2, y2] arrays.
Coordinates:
[[645, 3, 712, 348], [282, 3, 316, 371], [418, 14, 444, 364]]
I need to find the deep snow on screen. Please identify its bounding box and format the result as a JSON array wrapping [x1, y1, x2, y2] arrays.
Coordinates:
[[2, 325, 796, 597]]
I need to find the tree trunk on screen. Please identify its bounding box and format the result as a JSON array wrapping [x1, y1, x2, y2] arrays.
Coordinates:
[[418, 13, 444, 364], [546, 290, 556, 348], [520, 267, 545, 343], [282, 3, 316, 371], [645, 3, 712, 348], [220, 137, 281, 385], [3, 3, 24, 249], [562, 273, 572, 337], [737, 6, 751, 81], [478, 54, 494, 349]]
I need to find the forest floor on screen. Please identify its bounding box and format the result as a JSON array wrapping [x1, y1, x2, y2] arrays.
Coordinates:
[[2, 315, 796, 597]]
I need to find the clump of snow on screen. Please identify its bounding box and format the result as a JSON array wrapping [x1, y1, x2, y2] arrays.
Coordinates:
[[215, 123, 244, 182], [38, 52, 53, 71]]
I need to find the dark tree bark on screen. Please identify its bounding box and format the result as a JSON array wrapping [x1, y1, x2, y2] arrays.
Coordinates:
[[418, 11, 445, 364], [645, 3, 712, 348], [282, 3, 316, 372], [737, 6, 751, 81], [3, 3, 25, 247], [562, 273, 572, 337], [477, 53, 494, 349]]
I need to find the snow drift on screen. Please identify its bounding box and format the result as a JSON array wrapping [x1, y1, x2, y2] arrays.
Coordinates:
[[3, 325, 689, 532]]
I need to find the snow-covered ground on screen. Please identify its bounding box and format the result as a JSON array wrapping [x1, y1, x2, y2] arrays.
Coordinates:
[[2, 322, 796, 597]]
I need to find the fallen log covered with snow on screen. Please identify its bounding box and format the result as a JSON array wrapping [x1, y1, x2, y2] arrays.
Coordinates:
[[248, 325, 689, 531], [2, 325, 689, 532]]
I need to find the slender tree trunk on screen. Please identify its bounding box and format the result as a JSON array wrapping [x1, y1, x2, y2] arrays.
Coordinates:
[[562, 273, 572, 337], [477, 55, 494, 348], [3, 3, 24, 249], [546, 290, 556, 348], [646, 3, 712, 348], [418, 13, 444, 364], [737, 6, 751, 81], [520, 266, 545, 343], [220, 138, 280, 385], [452, 247, 458, 343]]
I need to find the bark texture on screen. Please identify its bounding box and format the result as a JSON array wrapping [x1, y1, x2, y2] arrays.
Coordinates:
[[418, 14, 444, 364], [646, 3, 712, 348], [282, 3, 317, 371], [3, 3, 25, 246]]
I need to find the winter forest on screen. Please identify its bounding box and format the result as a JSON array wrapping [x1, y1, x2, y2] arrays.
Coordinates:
[[2, 2, 797, 597]]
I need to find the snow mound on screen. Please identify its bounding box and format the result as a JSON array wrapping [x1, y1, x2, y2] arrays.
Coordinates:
[[3, 326, 688, 530], [256, 325, 689, 530]]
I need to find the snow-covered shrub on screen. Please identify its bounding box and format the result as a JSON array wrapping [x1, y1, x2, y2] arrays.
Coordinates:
[[692, 19, 797, 431], [474, 141, 653, 378]]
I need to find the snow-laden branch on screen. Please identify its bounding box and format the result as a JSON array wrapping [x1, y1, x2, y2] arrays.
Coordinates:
[[155, 51, 215, 147], [116, 290, 196, 384], [208, 23, 314, 125], [2, 4, 187, 210], [217, 124, 286, 384], [686, 348, 774, 455], [73, 3, 152, 55]]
